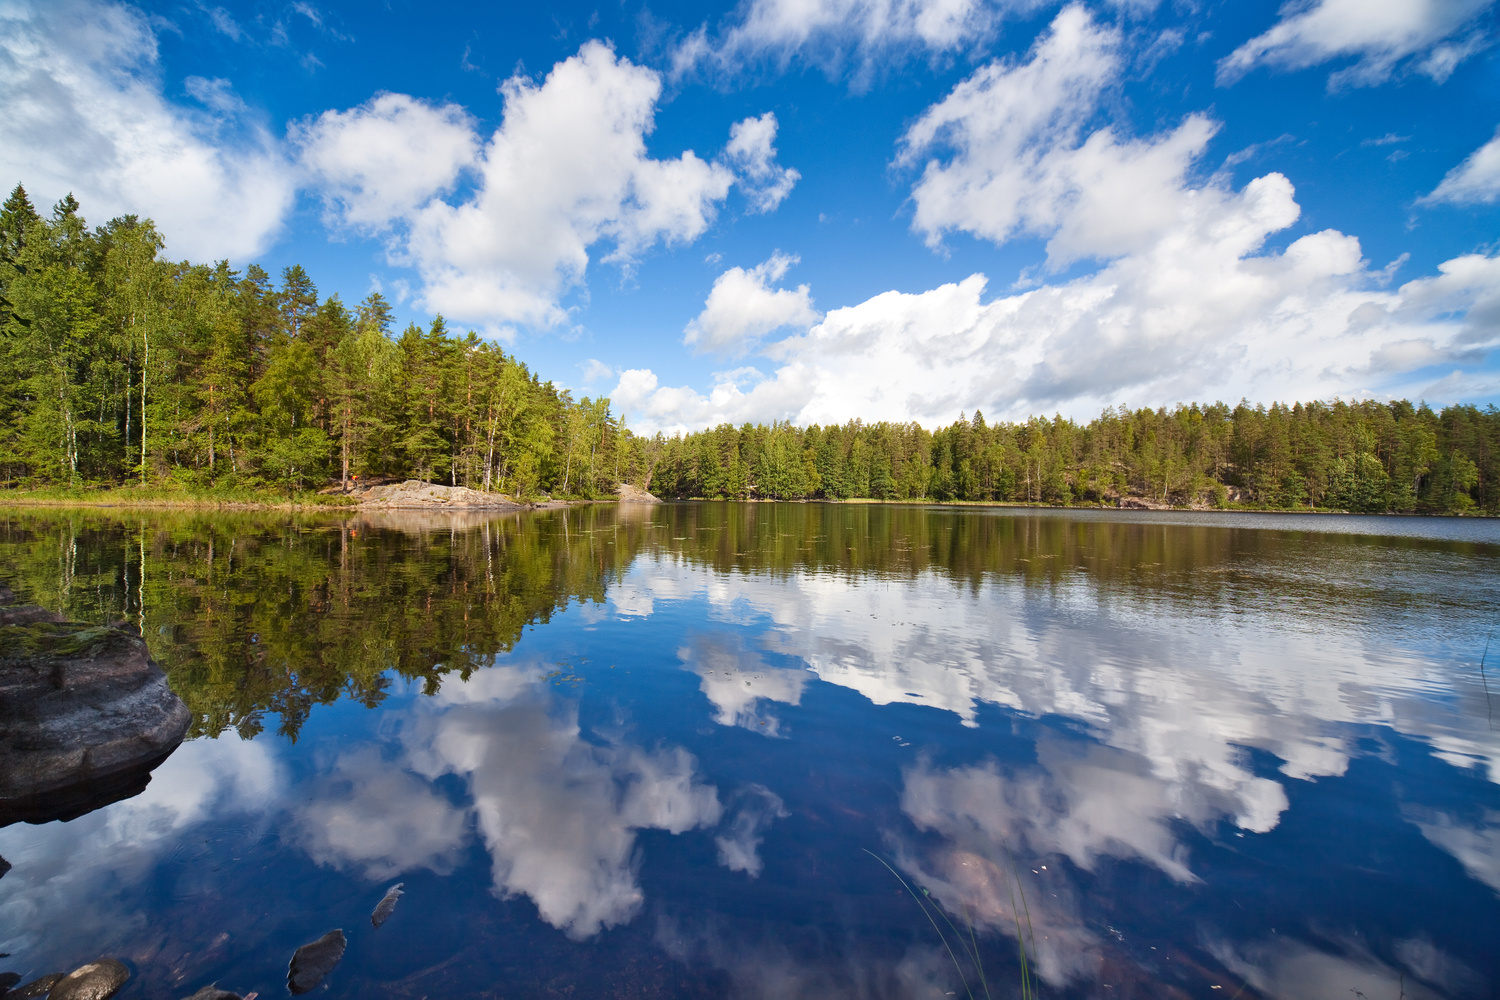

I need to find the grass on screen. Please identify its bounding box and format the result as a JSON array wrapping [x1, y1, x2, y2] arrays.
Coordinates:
[[864, 847, 1039, 1000], [0, 482, 359, 510]]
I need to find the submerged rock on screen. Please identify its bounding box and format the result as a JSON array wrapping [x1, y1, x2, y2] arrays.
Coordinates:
[[181, 986, 245, 1000], [4, 974, 64, 999], [0, 618, 191, 826], [371, 882, 404, 928], [0, 971, 21, 992], [287, 929, 346, 995], [48, 959, 129, 1000]]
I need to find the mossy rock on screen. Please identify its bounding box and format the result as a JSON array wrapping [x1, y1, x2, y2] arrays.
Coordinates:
[[0, 618, 190, 825]]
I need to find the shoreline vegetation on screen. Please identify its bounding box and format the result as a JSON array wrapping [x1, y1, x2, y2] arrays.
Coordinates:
[[0, 488, 1493, 517], [2, 186, 1497, 517]]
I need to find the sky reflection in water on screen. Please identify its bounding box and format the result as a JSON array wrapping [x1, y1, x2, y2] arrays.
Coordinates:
[[0, 504, 1497, 1000]]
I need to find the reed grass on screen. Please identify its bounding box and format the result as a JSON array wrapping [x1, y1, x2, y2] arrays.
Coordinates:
[[864, 847, 1040, 999]]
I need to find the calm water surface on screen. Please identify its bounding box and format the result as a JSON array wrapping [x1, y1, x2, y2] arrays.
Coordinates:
[[1, 503, 1498, 1000]]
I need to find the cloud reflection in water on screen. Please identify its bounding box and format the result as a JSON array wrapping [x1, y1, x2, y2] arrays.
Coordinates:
[[613, 549, 1500, 993], [402, 666, 722, 939]]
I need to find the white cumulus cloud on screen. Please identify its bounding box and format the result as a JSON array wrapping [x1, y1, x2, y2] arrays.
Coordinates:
[[616, 5, 1500, 435], [1216, 0, 1496, 89], [723, 112, 800, 213], [1421, 125, 1500, 205], [292, 92, 480, 228], [898, 4, 1218, 266], [0, 0, 294, 260], [685, 252, 821, 356], [300, 42, 797, 333]]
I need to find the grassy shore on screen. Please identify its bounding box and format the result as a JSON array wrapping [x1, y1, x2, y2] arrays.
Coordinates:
[[0, 486, 1485, 516], [0, 484, 361, 511]]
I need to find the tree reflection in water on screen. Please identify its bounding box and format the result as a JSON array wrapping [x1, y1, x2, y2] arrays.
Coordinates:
[[0, 502, 1497, 999]]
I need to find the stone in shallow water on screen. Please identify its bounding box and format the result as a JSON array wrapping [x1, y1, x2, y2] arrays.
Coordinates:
[[287, 929, 346, 995], [0, 971, 21, 992], [47, 959, 130, 1000], [371, 882, 404, 928], [0, 619, 190, 826], [3, 974, 64, 999], [181, 986, 245, 1000]]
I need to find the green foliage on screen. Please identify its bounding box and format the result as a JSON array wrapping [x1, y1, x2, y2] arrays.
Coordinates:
[[1, 187, 1495, 515], [0, 188, 622, 499], [648, 401, 1500, 514]]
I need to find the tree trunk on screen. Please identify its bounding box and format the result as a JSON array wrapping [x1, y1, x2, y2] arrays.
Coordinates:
[[140, 329, 149, 485]]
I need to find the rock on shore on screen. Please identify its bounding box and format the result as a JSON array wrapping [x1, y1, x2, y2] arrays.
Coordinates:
[[353, 480, 527, 510], [0, 600, 191, 825], [615, 483, 661, 503]]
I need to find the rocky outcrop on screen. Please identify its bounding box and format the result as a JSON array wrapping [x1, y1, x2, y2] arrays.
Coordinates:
[[0, 602, 191, 826], [615, 483, 661, 504], [353, 480, 527, 510], [1116, 497, 1175, 510]]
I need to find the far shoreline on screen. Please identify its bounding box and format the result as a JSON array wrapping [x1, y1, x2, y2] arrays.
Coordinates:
[[0, 489, 1493, 519]]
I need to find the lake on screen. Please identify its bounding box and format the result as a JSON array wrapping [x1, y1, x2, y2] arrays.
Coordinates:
[[1, 503, 1498, 1000]]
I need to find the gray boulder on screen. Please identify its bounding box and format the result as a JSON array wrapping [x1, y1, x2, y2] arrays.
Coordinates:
[[47, 959, 129, 1000], [287, 929, 346, 995], [0, 618, 190, 826]]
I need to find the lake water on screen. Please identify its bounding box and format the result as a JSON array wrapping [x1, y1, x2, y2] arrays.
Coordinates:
[[1, 503, 1498, 1000]]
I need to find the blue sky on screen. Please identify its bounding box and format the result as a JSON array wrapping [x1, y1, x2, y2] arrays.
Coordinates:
[[2, 0, 1499, 431]]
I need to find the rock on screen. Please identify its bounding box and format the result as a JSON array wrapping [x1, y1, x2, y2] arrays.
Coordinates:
[[355, 480, 526, 510], [47, 959, 129, 1000], [4, 974, 63, 999], [1117, 497, 1173, 510], [0, 620, 191, 826], [0, 605, 62, 627], [287, 929, 346, 995], [615, 483, 661, 504], [181, 986, 244, 1000], [0, 583, 62, 627], [371, 882, 404, 928], [0, 971, 21, 992], [0, 853, 9, 880]]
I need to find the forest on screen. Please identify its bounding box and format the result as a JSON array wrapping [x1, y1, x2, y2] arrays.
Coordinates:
[[2, 185, 1496, 514]]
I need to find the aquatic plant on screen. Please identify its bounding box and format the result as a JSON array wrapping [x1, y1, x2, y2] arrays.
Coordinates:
[[865, 847, 1041, 1000]]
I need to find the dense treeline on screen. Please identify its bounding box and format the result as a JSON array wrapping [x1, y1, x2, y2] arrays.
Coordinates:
[[0, 186, 637, 497], [648, 401, 1499, 513], [2, 185, 1496, 513]]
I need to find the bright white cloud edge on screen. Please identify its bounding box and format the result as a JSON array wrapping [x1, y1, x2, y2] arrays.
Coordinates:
[[1, 1, 799, 335], [297, 43, 800, 333], [0, 0, 294, 261], [1422, 125, 1500, 205], [1216, 0, 1496, 89], [615, 6, 1500, 435]]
